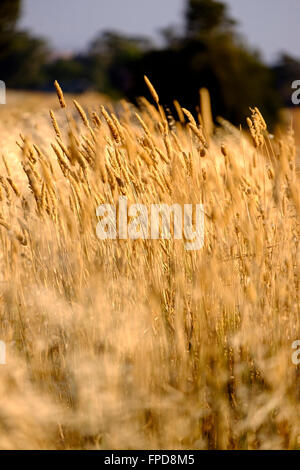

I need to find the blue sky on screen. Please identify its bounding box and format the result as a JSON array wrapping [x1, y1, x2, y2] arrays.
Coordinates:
[[18, 0, 300, 63]]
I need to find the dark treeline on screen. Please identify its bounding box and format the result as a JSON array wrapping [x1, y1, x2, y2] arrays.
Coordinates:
[[1, 0, 299, 127]]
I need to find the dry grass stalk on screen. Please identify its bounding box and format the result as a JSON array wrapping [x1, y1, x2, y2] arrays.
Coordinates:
[[0, 80, 298, 451]]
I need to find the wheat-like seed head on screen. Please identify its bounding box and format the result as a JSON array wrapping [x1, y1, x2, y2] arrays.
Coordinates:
[[54, 80, 66, 109]]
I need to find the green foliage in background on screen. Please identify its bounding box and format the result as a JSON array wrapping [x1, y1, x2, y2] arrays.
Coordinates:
[[0, 0, 48, 88], [117, 0, 281, 126], [0, 0, 297, 127]]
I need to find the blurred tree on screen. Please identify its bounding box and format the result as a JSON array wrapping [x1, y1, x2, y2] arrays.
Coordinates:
[[186, 0, 236, 37], [0, 0, 21, 34], [1, 32, 49, 88], [87, 31, 151, 97], [45, 56, 92, 93], [119, 0, 281, 127], [0, 0, 21, 59], [0, 0, 48, 88]]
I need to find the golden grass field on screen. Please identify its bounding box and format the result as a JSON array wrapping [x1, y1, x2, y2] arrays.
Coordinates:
[[0, 82, 299, 450]]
